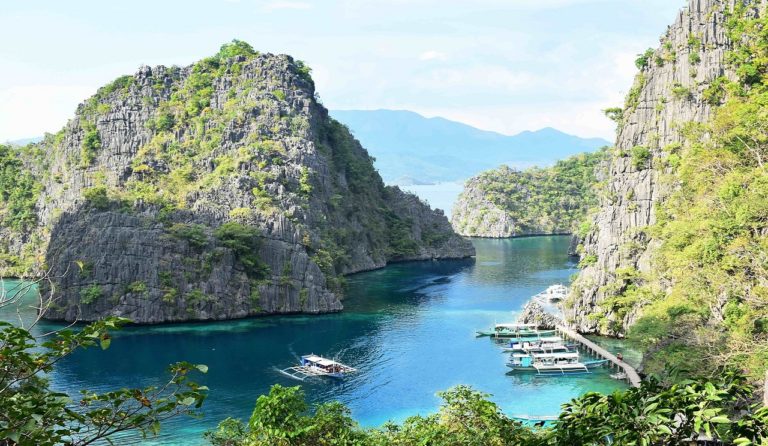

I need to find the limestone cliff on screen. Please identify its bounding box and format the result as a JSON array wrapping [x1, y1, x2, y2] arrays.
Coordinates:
[[565, 0, 735, 334], [0, 41, 474, 323], [451, 151, 605, 238]]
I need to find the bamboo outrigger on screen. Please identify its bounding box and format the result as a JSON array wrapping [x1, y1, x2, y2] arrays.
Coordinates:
[[280, 355, 357, 380], [507, 351, 608, 375], [475, 323, 557, 338]]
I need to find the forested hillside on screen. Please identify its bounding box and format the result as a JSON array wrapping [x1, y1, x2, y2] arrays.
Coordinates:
[[451, 149, 606, 238]]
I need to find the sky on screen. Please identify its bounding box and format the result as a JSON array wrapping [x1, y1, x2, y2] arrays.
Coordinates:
[[0, 0, 686, 142]]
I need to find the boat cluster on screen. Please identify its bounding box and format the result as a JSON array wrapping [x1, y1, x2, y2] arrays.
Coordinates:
[[476, 323, 608, 375]]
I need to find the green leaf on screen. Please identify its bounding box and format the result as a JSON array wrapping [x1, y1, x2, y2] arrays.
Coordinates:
[[710, 415, 731, 424], [195, 364, 209, 373], [100, 337, 111, 350]]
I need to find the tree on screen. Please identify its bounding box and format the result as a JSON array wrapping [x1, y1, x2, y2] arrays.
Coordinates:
[[553, 371, 768, 445], [0, 272, 208, 445]]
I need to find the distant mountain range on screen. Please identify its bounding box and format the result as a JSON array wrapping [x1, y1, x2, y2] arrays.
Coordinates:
[[331, 109, 610, 185], [5, 137, 42, 146], [5, 111, 609, 215]]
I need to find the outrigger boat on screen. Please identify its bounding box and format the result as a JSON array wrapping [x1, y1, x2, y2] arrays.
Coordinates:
[[502, 338, 576, 353], [280, 354, 357, 381], [507, 352, 608, 375], [532, 284, 568, 303], [476, 323, 557, 338]]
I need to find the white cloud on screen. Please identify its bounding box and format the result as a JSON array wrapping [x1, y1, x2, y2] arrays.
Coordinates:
[[419, 50, 447, 61], [262, 1, 312, 11]]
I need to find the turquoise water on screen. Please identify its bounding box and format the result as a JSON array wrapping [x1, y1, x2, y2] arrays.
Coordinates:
[[586, 335, 644, 370], [2, 237, 627, 445]]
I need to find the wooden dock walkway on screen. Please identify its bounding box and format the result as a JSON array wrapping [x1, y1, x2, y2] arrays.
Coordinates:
[[555, 325, 642, 388]]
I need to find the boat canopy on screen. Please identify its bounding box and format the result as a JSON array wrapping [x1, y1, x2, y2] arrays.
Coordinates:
[[302, 355, 338, 366], [531, 352, 579, 359], [495, 323, 538, 329], [513, 336, 562, 344]]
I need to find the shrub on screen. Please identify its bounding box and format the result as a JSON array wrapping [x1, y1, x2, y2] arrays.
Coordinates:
[[671, 83, 692, 100], [216, 39, 257, 60], [625, 74, 646, 111], [169, 223, 208, 249], [80, 127, 101, 167], [273, 89, 286, 101], [703, 76, 729, 105], [578, 254, 598, 268], [603, 107, 623, 124], [229, 207, 254, 220], [635, 48, 655, 69], [631, 146, 652, 169], [83, 186, 110, 210], [155, 111, 175, 132], [0, 145, 41, 232], [214, 222, 269, 278], [689, 51, 701, 64], [298, 166, 312, 196], [125, 281, 147, 295], [79, 285, 103, 305], [295, 60, 313, 83]]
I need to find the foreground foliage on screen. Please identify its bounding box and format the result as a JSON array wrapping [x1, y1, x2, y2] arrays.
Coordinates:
[[0, 281, 207, 446], [206, 372, 768, 446]]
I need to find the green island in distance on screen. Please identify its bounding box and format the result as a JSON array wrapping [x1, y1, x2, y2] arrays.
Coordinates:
[[3, 0, 768, 444]]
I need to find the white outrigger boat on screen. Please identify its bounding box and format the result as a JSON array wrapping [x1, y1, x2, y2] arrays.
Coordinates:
[[532, 284, 568, 303], [502, 338, 576, 353], [280, 354, 357, 380], [476, 323, 557, 338], [507, 351, 608, 375]]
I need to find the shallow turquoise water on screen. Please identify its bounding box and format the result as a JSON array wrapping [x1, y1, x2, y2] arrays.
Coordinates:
[[2, 236, 627, 445]]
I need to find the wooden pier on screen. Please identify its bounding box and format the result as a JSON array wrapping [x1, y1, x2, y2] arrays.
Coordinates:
[[555, 325, 642, 388]]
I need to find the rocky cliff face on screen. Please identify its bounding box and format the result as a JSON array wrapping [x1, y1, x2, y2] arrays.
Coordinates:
[[565, 0, 735, 334], [451, 176, 517, 238], [1, 42, 474, 323]]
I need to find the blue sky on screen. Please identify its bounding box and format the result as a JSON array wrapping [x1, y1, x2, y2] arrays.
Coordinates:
[[0, 0, 685, 141]]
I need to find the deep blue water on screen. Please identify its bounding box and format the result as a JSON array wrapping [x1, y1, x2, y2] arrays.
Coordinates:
[[2, 236, 627, 445]]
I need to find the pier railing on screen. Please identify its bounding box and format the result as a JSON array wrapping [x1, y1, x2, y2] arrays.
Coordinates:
[[555, 325, 642, 388]]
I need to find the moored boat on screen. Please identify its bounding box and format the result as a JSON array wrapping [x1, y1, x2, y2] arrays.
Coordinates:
[[506, 351, 604, 375], [476, 323, 556, 338], [502, 338, 576, 353], [532, 284, 568, 303], [280, 354, 357, 380]]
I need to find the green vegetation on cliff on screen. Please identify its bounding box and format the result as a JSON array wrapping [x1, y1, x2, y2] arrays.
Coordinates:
[[575, 5, 768, 381], [0, 40, 472, 323], [452, 149, 606, 237], [0, 145, 41, 233]]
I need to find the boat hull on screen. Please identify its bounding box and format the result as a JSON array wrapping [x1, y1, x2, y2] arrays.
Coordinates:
[[506, 359, 608, 373], [475, 329, 557, 338]]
